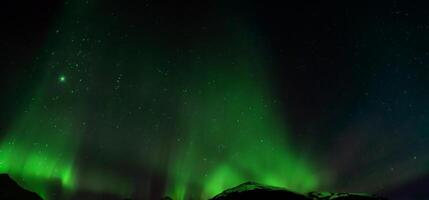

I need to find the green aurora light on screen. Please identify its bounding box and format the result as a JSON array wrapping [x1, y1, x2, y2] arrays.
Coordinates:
[[0, 1, 320, 199], [0, 88, 78, 199], [165, 49, 319, 199]]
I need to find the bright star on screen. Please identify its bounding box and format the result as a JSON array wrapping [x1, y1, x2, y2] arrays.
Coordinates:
[[59, 75, 66, 83]]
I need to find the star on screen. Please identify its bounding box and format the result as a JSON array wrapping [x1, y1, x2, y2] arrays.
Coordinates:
[[59, 75, 66, 83]]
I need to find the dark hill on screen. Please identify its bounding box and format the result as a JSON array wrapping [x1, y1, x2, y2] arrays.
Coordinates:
[[210, 182, 387, 200], [0, 175, 388, 200], [0, 174, 42, 200]]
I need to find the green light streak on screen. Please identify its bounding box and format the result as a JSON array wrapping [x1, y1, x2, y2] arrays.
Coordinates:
[[0, 1, 92, 197], [203, 164, 244, 196], [0, 88, 78, 199], [167, 82, 319, 199], [0, 1, 321, 198], [165, 29, 319, 199]]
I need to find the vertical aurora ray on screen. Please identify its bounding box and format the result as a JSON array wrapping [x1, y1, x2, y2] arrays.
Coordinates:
[[165, 26, 319, 199], [0, 1, 322, 199], [0, 1, 92, 199], [0, 87, 78, 199], [167, 80, 319, 199], [6, 1, 429, 199]]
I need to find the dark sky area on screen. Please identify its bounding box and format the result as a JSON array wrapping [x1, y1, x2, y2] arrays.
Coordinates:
[[1, 1, 429, 199]]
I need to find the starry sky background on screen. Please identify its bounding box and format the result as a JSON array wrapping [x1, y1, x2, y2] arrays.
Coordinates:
[[1, 0, 429, 199]]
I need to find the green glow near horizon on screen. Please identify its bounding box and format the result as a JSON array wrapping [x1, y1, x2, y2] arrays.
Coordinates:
[[165, 36, 319, 199], [0, 1, 90, 197], [0, 1, 320, 199], [166, 83, 319, 199], [0, 89, 78, 199]]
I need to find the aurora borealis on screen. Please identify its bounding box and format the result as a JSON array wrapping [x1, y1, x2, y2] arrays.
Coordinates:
[[2, 0, 429, 199]]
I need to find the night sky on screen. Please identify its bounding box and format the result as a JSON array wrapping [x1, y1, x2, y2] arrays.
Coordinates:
[[1, 0, 429, 199]]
